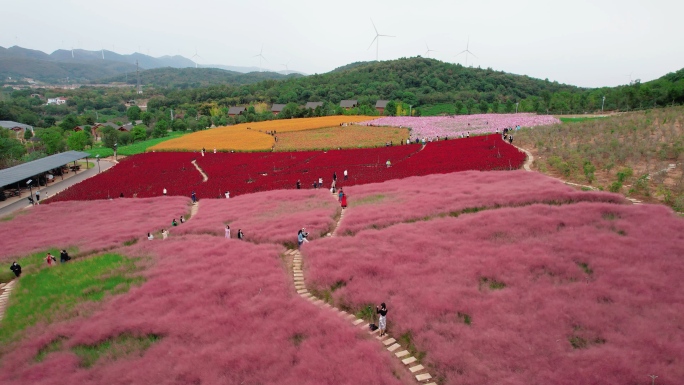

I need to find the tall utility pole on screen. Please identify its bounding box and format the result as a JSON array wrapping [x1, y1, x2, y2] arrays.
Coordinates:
[[601, 96, 606, 113], [136, 60, 142, 94]]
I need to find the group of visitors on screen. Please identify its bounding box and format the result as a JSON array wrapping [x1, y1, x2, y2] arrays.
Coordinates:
[[147, 216, 186, 241], [502, 127, 514, 144], [27, 190, 48, 206], [45, 250, 71, 267], [225, 225, 244, 240]]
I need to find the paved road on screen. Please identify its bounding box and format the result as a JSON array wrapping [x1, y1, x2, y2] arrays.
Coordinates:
[[0, 160, 116, 218]]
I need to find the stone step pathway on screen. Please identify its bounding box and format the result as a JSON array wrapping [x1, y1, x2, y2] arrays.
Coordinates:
[[286, 194, 436, 384], [0, 280, 17, 324]]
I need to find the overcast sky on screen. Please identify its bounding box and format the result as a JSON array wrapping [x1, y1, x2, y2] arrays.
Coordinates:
[[2, 0, 682, 88]]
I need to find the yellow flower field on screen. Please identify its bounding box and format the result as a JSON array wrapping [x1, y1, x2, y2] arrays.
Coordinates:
[[149, 116, 373, 151], [274, 125, 410, 151], [149, 126, 273, 152]]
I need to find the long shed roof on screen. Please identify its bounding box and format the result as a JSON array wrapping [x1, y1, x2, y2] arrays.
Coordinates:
[[0, 151, 90, 187]]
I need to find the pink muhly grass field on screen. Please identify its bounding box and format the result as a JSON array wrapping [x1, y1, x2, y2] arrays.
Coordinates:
[[336, 170, 624, 235], [303, 202, 684, 384], [362, 114, 560, 140], [0, 236, 408, 385], [0, 197, 190, 262], [177, 189, 340, 245]]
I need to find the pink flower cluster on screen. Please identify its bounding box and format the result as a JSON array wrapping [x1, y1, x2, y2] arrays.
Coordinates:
[[176, 189, 340, 244], [1, 236, 407, 385], [47, 135, 526, 203], [303, 202, 684, 384], [335, 170, 623, 235], [362, 114, 560, 140]]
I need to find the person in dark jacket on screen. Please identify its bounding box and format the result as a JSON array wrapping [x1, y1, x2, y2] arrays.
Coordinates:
[[376, 303, 388, 337], [237, 229, 244, 240], [60, 250, 71, 263], [10, 262, 21, 277]]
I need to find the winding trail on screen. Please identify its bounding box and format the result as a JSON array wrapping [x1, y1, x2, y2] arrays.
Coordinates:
[[191, 160, 209, 182], [283, 192, 436, 384]]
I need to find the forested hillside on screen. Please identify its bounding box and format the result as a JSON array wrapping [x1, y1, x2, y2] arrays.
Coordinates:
[[97, 68, 301, 89]]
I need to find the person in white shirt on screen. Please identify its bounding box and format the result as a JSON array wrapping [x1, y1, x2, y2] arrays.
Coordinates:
[[344, 169, 348, 181], [224, 191, 230, 199], [147, 233, 154, 240], [163, 188, 167, 196]]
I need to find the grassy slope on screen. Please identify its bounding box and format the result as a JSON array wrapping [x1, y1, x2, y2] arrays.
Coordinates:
[[0, 253, 143, 344], [516, 106, 684, 210], [85, 131, 187, 157]]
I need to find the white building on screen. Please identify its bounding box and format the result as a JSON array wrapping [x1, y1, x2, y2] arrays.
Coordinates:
[[47, 97, 67, 105]]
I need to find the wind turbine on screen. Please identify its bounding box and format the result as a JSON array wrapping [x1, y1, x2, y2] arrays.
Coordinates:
[[455, 36, 478, 67], [71, 46, 74, 58], [625, 72, 634, 85], [191, 47, 202, 68], [281, 61, 290, 73], [253, 45, 268, 72], [424, 42, 437, 58], [367, 19, 395, 61]]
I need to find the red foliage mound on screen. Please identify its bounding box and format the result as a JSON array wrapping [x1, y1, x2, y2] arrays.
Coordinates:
[[336, 170, 624, 235], [0, 237, 408, 385], [47, 135, 525, 203], [302, 203, 684, 384], [176, 189, 340, 244], [0, 197, 190, 262]]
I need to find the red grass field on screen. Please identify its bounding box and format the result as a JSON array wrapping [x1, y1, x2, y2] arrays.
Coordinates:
[[46, 135, 525, 202]]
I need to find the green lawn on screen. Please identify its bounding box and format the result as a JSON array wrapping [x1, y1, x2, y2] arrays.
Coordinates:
[[85, 131, 187, 158], [0, 253, 144, 343], [559, 116, 608, 123]]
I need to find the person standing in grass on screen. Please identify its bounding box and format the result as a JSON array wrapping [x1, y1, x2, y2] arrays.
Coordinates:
[[147, 232, 154, 240], [191, 191, 197, 204], [10, 262, 21, 277], [344, 169, 348, 181], [341, 192, 348, 209], [224, 191, 230, 199], [338, 188, 344, 202], [296, 180, 301, 189], [45, 253, 56, 266], [180, 216, 185, 224], [333, 172, 337, 182], [376, 303, 388, 337], [60, 249, 71, 263], [225, 225, 231, 239], [297, 228, 309, 249], [163, 188, 167, 196], [237, 229, 244, 240], [162, 229, 168, 240]]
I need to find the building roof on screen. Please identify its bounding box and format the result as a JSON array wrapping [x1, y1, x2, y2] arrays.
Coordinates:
[[0, 151, 90, 188], [228, 106, 246, 115], [118, 123, 133, 132], [304, 102, 323, 109], [375, 100, 389, 108], [0, 121, 33, 131], [340, 100, 358, 108], [271, 104, 286, 112]]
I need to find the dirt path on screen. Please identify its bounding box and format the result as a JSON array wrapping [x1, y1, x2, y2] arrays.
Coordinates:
[[191, 160, 208, 182], [0, 280, 17, 324], [282, 193, 436, 384]]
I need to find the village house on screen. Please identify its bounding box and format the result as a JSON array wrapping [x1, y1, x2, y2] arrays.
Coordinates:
[[271, 104, 286, 116], [228, 106, 246, 117], [304, 102, 324, 110], [375, 100, 389, 114], [340, 100, 358, 109], [46, 97, 67, 105], [0, 121, 33, 141]]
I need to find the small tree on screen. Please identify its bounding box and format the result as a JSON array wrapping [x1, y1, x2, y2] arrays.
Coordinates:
[[126, 106, 142, 121], [130, 125, 148, 142], [101, 127, 119, 149], [479, 100, 489, 114], [67, 131, 89, 151], [384, 101, 397, 116], [152, 120, 169, 138], [23, 129, 33, 140], [172, 119, 188, 131]]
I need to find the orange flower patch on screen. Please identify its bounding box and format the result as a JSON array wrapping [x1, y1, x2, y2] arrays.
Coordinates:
[[274, 125, 410, 151]]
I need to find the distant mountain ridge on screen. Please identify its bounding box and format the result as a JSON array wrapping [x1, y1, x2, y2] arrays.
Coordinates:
[[0, 45, 305, 83]]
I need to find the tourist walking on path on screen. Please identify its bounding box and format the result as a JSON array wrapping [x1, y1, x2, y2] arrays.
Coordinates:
[[377, 303, 388, 337], [36, 191, 41, 204], [333, 172, 337, 182], [191, 191, 197, 204], [162, 229, 169, 240], [163, 188, 167, 196], [237, 229, 244, 240], [344, 169, 348, 181], [296, 180, 301, 189], [341, 193, 348, 209], [297, 228, 309, 249], [225, 191, 230, 199], [10, 261, 21, 277], [180, 216, 185, 224], [225, 225, 231, 239], [147, 232, 154, 240], [45, 253, 56, 266], [172, 218, 178, 227], [338, 189, 344, 202]]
